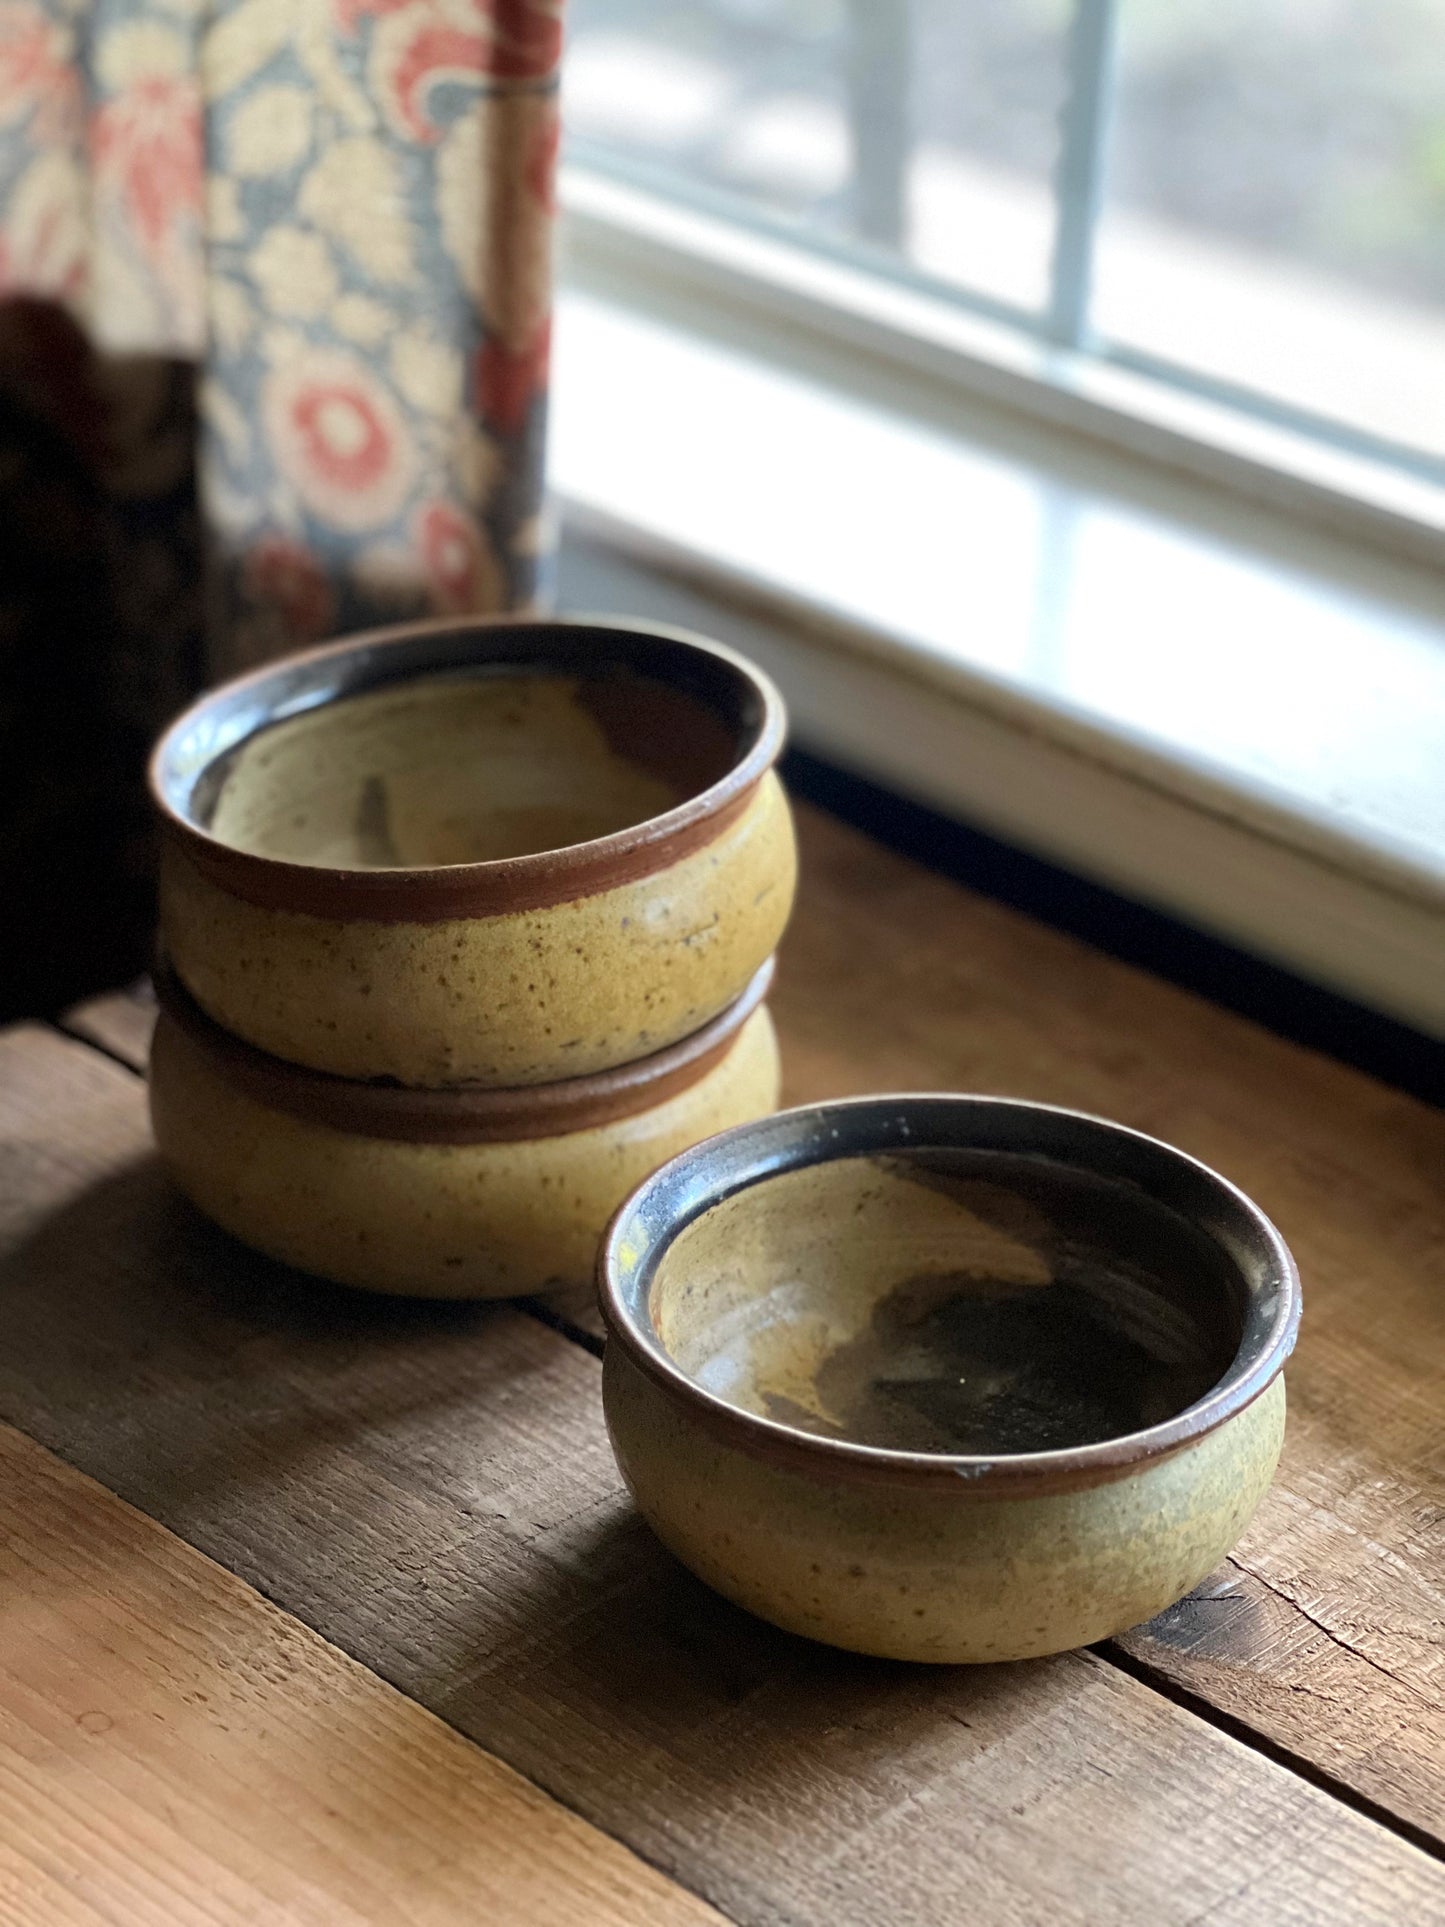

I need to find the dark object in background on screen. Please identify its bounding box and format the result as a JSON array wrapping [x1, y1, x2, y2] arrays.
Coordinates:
[[0, 299, 202, 1021]]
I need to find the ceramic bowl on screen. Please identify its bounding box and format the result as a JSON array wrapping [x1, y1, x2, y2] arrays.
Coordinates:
[[150, 616, 795, 1087], [148, 958, 780, 1299], [599, 1096, 1300, 1663]]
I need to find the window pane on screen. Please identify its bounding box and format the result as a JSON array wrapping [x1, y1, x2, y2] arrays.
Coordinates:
[[908, 0, 1066, 310], [564, 3, 852, 229], [563, 1, 1067, 313], [1095, 0, 1445, 461]]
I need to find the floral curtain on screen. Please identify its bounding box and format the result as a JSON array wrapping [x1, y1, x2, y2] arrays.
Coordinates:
[[0, 0, 562, 1013], [0, 0, 562, 668]]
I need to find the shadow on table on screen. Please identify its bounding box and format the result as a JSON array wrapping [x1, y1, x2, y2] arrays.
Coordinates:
[[0, 1153, 559, 1527], [429, 1498, 1089, 1923], [0, 1152, 1089, 1922]]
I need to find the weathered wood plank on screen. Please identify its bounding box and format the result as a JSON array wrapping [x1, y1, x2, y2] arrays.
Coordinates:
[[57, 799, 1445, 1847], [768, 808, 1445, 1840], [352, 796, 1445, 1841], [0, 1019, 1441, 1926], [52, 990, 659, 1350], [0, 1420, 721, 1926]]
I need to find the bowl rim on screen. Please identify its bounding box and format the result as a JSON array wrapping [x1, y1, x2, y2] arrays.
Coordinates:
[[153, 953, 774, 1143], [598, 1095, 1301, 1495], [148, 614, 787, 923]]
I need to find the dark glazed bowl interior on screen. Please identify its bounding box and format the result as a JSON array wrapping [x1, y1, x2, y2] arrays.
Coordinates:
[[601, 1097, 1301, 1490], [150, 616, 784, 878]]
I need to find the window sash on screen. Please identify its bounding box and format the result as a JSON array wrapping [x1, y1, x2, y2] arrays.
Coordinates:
[[565, 0, 1445, 495]]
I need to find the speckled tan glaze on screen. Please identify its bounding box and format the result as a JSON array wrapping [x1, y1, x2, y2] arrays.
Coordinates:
[[148, 1005, 780, 1299], [604, 1349, 1284, 1663], [599, 1100, 1300, 1664], [161, 771, 794, 1085]]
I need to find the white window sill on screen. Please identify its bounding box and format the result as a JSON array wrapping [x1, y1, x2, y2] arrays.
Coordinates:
[[549, 282, 1445, 1041]]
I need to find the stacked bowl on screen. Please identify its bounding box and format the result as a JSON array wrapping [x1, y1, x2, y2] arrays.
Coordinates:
[[147, 617, 796, 1297]]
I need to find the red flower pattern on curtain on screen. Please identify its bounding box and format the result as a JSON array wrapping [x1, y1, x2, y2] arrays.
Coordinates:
[[0, 0, 564, 670]]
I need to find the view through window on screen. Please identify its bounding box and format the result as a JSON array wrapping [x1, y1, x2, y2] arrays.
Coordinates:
[[563, 0, 1445, 476]]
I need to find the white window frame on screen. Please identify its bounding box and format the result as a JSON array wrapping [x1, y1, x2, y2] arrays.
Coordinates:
[[561, 163, 1445, 567], [550, 11, 1445, 1039]]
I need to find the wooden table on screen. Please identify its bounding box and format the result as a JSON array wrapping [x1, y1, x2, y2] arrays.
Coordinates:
[[3, 804, 1443, 1925]]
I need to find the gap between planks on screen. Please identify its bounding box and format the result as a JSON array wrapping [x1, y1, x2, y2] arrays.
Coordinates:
[[51, 793, 1445, 1868], [49, 994, 614, 1365], [506, 1290, 1445, 1870], [39, 993, 1445, 1863], [0, 1418, 726, 1927], [11, 1017, 1445, 1919], [1100, 1640, 1444, 1864]]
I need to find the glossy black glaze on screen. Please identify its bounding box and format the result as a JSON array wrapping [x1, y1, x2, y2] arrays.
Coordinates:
[[600, 1095, 1301, 1492]]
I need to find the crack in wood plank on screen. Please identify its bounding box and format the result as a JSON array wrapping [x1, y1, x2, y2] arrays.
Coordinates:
[[45, 799, 1445, 1906], [1224, 1554, 1438, 1712], [2, 1021, 1444, 1925]]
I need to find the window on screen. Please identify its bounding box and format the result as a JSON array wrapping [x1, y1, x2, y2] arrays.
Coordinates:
[[563, 0, 1445, 481]]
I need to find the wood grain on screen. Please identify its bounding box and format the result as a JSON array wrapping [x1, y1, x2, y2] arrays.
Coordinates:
[[770, 809, 1445, 1841], [0, 1421, 721, 1926], [0, 1017, 1442, 1925], [59, 802, 1445, 1844]]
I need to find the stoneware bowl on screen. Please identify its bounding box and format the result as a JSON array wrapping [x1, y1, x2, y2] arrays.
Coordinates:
[[600, 1096, 1301, 1663], [149, 959, 780, 1299], [150, 616, 795, 1087]]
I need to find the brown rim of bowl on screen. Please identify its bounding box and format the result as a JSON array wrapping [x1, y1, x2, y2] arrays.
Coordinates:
[[148, 614, 788, 924], [598, 1096, 1302, 1498], [152, 954, 775, 1144]]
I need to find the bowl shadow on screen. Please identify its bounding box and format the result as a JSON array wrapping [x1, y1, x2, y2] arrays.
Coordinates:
[[0, 1151, 1144, 1922]]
